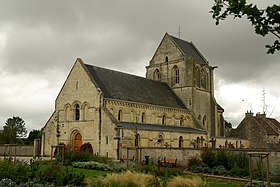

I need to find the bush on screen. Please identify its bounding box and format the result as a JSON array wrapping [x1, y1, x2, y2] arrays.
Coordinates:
[[187, 156, 202, 169], [229, 165, 248, 177], [215, 150, 230, 170], [271, 163, 280, 183], [64, 150, 94, 163], [211, 165, 227, 175], [36, 161, 85, 186], [73, 161, 113, 171], [0, 178, 16, 187], [201, 149, 216, 168]]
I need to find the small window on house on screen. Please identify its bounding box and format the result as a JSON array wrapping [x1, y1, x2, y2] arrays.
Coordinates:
[[162, 115, 166, 125], [165, 56, 169, 62], [141, 112, 145, 123], [118, 110, 123, 121], [75, 104, 80, 121]]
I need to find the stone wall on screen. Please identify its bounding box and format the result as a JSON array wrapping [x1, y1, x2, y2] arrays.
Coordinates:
[[0, 145, 34, 156], [125, 147, 280, 168]]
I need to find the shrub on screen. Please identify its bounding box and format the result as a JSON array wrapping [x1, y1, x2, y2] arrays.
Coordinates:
[[73, 161, 112, 171], [187, 156, 202, 169], [201, 149, 216, 168], [271, 163, 280, 183], [36, 162, 85, 186], [230, 165, 248, 177], [80, 143, 93, 153], [0, 160, 16, 181], [211, 165, 227, 175], [0, 178, 16, 187], [215, 150, 230, 170], [64, 150, 94, 163]]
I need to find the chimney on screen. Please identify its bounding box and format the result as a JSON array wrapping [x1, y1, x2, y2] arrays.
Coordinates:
[[256, 112, 266, 118], [245, 110, 253, 117]]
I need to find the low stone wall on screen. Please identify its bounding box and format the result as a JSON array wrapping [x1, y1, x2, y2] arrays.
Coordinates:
[[0, 145, 34, 156], [129, 147, 280, 168]]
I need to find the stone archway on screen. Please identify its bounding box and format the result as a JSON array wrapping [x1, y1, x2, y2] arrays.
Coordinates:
[[74, 133, 82, 151]]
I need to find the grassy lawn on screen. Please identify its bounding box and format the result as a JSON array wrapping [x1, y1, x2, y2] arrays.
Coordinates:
[[206, 178, 247, 187], [207, 183, 240, 187]]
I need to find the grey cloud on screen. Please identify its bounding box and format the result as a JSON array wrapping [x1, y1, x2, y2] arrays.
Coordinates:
[[0, 0, 280, 130]]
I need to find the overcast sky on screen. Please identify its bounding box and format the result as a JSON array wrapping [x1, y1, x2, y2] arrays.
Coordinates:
[[0, 0, 279, 132]]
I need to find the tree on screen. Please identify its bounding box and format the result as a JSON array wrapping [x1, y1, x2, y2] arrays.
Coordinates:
[[2, 116, 27, 144], [211, 0, 280, 54], [26, 129, 42, 145]]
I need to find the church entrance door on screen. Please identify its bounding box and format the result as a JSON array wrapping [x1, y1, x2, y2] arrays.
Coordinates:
[[74, 133, 82, 151]]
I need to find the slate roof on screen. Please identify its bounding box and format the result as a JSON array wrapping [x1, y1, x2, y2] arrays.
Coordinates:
[[119, 122, 206, 134], [255, 116, 279, 136], [85, 64, 187, 109], [169, 35, 208, 65], [267, 118, 280, 129]]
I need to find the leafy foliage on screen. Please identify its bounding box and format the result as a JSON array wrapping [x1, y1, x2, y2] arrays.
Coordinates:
[[26, 130, 42, 145], [0, 159, 85, 186], [1, 116, 27, 144], [211, 0, 280, 54]]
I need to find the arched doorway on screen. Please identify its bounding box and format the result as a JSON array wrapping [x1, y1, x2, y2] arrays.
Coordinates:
[[74, 133, 82, 151]]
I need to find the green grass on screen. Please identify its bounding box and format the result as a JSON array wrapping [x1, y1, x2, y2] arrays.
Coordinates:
[[72, 167, 110, 178], [207, 183, 238, 187]]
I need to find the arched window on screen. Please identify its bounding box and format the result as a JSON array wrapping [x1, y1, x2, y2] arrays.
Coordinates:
[[118, 109, 123, 121], [201, 69, 206, 89], [105, 136, 109, 144], [171, 65, 179, 86], [75, 104, 80, 121], [65, 105, 71, 121], [162, 115, 166, 125], [153, 69, 161, 80], [179, 136, 183, 148], [180, 117, 184, 126], [141, 112, 145, 123], [195, 67, 200, 87], [203, 115, 207, 127], [83, 103, 89, 120], [165, 56, 169, 62]]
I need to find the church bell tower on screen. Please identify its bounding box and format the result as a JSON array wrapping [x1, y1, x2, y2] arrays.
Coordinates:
[[146, 33, 224, 137]]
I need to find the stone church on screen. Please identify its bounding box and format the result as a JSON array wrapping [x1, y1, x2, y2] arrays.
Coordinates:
[[41, 33, 225, 159]]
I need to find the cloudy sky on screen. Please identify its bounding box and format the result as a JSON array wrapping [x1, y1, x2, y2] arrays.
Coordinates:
[[0, 0, 279, 132]]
